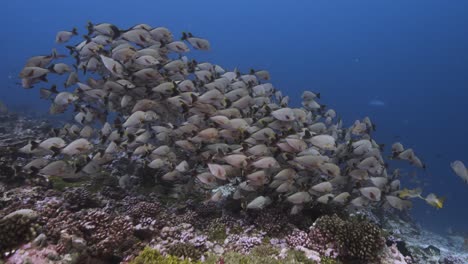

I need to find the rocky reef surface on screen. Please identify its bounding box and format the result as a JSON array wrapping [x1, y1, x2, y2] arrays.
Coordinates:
[[384, 217, 468, 264]]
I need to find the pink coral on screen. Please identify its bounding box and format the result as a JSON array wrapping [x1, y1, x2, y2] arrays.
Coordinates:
[[286, 229, 311, 248], [224, 234, 263, 254], [5, 243, 60, 264], [308, 226, 339, 258]]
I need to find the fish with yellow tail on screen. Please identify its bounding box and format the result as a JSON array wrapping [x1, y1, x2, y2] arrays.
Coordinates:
[[423, 193, 445, 209], [397, 188, 423, 199]]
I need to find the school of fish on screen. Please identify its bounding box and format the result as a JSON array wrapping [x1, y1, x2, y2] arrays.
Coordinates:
[[17, 22, 446, 214]]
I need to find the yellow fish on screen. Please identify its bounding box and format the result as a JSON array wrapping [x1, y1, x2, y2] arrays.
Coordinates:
[[397, 188, 423, 199], [424, 193, 445, 209]]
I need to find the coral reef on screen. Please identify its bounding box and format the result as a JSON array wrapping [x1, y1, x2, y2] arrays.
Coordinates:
[[77, 210, 136, 259], [5, 243, 63, 264], [1, 182, 466, 263], [41, 207, 138, 260]]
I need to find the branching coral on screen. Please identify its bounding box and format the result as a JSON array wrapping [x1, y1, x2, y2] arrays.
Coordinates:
[[286, 229, 312, 248], [250, 208, 292, 237], [63, 187, 100, 211], [206, 220, 228, 242], [128, 201, 163, 219], [310, 214, 385, 262], [167, 243, 203, 261]]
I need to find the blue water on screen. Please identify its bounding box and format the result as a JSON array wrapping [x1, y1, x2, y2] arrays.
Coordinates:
[[2, 0, 468, 234]]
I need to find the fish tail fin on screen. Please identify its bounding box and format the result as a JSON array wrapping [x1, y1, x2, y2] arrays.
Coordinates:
[[65, 45, 75, 55], [50, 48, 58, 59], [439, 196, 446, 208], [47, 64, 56, 73], [190, 93, 198, 103], [29, 166, 39, 176], [100, 134, 108, 144], [83, 34, 92, 43], [224, 98, 232, 108], [180, 101, 189, 113], [30, 141, 39, 150], [86, 21, 93, 35], [39, 75, 48, 83], [235, 143, 246, 153], [127, 133, 136, 143], [50, 146, 62, 157], [319, 104, 327, 112], [110, 24, 121, 38], [50, 128, 60, 137], [171, 83, 179, 96], [283, 153, 295, 161], [72, 27, 78, 35], [50, 84, 58, 93]]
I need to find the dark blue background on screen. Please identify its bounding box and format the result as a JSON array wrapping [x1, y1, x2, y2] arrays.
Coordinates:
[[2, 0, 467, 234]]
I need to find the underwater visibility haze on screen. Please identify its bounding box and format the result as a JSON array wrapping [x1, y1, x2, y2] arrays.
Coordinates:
[[1, 0, 468, 263]]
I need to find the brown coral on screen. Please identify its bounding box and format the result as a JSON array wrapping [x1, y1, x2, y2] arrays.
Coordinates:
[[0, 209, 39, 254], [63, 187, 100, 211], [311, 214, 385, 262]]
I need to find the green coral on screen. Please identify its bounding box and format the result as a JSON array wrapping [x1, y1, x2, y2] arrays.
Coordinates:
[[287, 250, 318, 264], [204, 250, 318, 264], [314, 214, 385, 262], [229, 224, 244, 235], [261, 236, 271, 244], [251, 244, 279, 258], [207, 222, 228, 242], [167, 243, 203, 261], [48, 176, 86, 191], [87, 172, 115, 193], [0, 210, 39, 254], [204, 251, 275, 264], [130, 247, 201, 264], [320, 256, 341, 264]]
